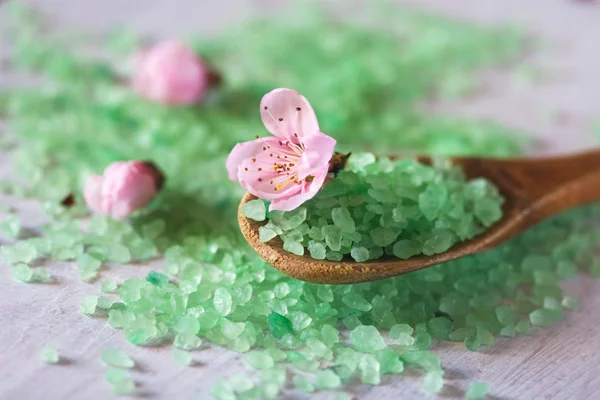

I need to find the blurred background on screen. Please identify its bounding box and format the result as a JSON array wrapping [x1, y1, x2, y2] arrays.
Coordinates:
[[1, 0, 599, 154]]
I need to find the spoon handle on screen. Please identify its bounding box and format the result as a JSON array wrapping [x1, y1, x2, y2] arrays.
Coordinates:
[[461, 149, 600, 231]]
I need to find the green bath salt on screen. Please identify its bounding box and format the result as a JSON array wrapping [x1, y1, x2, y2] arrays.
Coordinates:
[[253, 154, 504, 262]]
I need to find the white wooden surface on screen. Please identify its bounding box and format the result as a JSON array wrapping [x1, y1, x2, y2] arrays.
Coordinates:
[[1, 1, 600, 399]]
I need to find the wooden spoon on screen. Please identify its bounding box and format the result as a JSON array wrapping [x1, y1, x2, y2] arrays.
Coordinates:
[[238, 150, 600, 284]]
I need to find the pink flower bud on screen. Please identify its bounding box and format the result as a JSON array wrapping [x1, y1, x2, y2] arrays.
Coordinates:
[[132, 41, 220, 105], [84, 161, 164, 220]]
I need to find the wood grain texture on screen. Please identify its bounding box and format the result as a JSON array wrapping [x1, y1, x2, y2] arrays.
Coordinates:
[[2, 1, 600, 399], [239, 150, 600, 284]]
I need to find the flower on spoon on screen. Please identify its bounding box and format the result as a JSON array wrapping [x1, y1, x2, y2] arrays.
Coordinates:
[[226, 88, 336, 211], [132, 41, 221, 105], [84, 161, 165, 220]]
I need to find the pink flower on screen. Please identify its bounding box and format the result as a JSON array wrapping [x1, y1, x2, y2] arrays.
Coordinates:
[[84, 161, 164, 220], [226, 88, 336, 211], [132, 41, 220, 105]]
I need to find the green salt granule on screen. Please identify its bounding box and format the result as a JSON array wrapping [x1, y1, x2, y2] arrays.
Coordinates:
[[321, 325, 340, 346], [210, 381, 235, 400], [229, 373, 255, 393], [107, 244, 131, 263], [79, 268, 98, 281], [556, 260, 577, 279], [422, 230, 455, 256], [500, 326, 516, 337], [79, 295, 99, 315], [414, 331, 433, 350], [402, 351, 442, 372], [259, 367, 286, 386], [464, 335, 482, 352], [516, 320, 531, 334], [283, 241, 304, 256], [335, 348, 361, 372], [32, 267, 51, 282], [97, 296, 114, 310], [390, 324, 413, 338], [245, 351, 275, 370], [77, 253, 102, 271], [174, 334, 203, 350], [308, 241, 327, 259], [495, 305, 518, 326], [331, 393, 352, 400], [342, 293, 372, 312], [174, 315, 200, 335], [105, 368, 127, 385], [378, 349, 404, 374], [315, 369, 342, 389], [466, 382, 489, 399], [359, 354, 381, 385], [477, 327, 494, 346], [101, 349, 135, 369], [423, 371, 444, 394], [543, 296, 562, 310], [263, 155, 503, 262], [221, 319, 245, 340], [392, 240, 421, 259], [267, 313, 293, 339], [41, 347, 59, 364], [173, 348, 193, 366], [332, 207, 355, 233], [1, 241, 37, 264], [562, 296, 578, 310], [322, 225, 342, 251], [242, 200, 267, 222], [395, 332, 415, 347], [1, 214, 21, 238], [288, 311, 312, 331], [428, 317, 453, 340], [213, 287, 233, 316], [350, 326, 385, 352], [350, 247, 369, 262], [111, 379, 136, 395], [12, 263, 34, 282], [307, 338, 333, 360], [317, 286, 334, 302], [146, 271, 170, 286], [530, 308, 563, 327], [292, 375, 315, 392], [101, 280, 118, 293], [259, 226, 278, 242]]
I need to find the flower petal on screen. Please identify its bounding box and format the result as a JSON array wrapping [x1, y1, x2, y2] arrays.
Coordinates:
[[269, 166, 329, 212], [226, 138, 277, 181], [102, 162, 158, 219], [133, 41, 209, 105], [238, 148, 301, 200], [260, 88, 319, 142], [83, 175, 105, 213], [297, 132, 336, 181]]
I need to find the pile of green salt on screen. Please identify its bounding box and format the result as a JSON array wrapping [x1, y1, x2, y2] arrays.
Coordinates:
[[2, 2, 595, 399], [245, 154, 503, 261]]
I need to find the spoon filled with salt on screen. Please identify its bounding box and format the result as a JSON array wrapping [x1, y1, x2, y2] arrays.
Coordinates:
[[239, 150, 600, 284]]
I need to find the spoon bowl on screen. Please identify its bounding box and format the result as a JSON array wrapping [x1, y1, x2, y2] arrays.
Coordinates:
[[239, 150, 600, 284]]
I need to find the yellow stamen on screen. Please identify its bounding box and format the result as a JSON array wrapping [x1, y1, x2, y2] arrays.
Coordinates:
[[275, 176, 298, 190]]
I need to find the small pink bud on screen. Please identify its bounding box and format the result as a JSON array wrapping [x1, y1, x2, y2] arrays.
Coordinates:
[[84, 161, 164, 220], [132, 41, 220, 105]]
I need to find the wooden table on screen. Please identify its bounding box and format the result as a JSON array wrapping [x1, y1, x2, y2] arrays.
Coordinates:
[[1, 1, 600, 399]]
